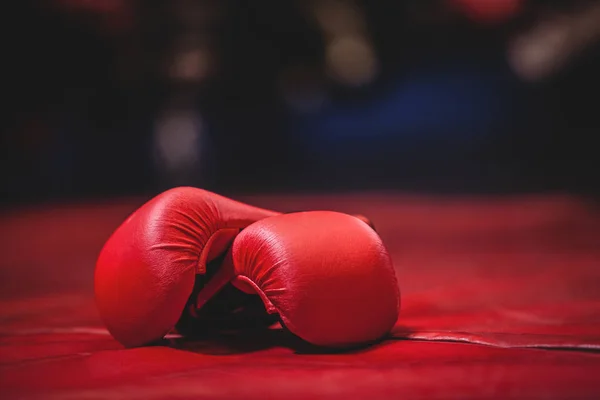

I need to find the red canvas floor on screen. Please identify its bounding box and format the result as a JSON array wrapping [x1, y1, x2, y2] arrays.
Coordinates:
[[1, 193, 599, 399]]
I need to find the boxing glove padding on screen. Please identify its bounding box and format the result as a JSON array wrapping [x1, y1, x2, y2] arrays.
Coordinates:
[[94, 187, 279, 347], [193, 211, 400, 348]]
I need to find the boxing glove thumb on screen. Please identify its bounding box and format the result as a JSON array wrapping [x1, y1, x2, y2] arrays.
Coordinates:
[[194, 211, 400, 347]]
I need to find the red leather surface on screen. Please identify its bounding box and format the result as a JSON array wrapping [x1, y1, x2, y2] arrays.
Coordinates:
[[228, 211, 399, 347], [1, 194, 599, 399]]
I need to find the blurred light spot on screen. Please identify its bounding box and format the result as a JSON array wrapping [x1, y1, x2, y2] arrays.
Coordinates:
[[170, 48, 211, 82], [154, 108, 204, 174], [508, 26, 567, 81], [448, 0, 522, 25], [508, 3, 600, 81], [326, 35, 378, 87]]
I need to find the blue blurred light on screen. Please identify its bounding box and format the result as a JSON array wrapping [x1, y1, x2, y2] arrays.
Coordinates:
[[290, 61, 520, 148]]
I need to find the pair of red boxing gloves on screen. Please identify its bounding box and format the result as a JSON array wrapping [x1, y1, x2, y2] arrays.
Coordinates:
[[95, 187, 400, 348]]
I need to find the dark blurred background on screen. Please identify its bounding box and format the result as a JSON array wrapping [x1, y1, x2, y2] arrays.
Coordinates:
[[3, 0, 599, 205]]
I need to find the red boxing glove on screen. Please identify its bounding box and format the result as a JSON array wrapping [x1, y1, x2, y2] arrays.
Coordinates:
[[194, 211, 400, 347], [94, 187, 279, 347]]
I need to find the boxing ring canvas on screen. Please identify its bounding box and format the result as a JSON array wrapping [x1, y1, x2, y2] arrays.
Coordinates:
[[1, 193, 599, 399]]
